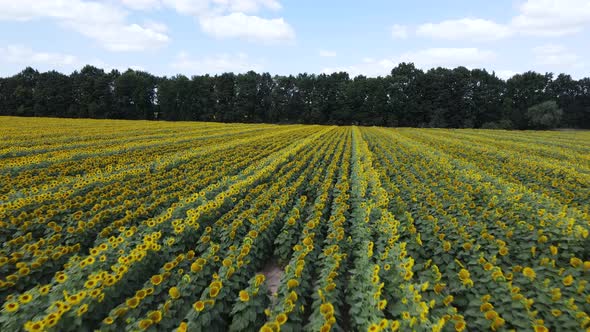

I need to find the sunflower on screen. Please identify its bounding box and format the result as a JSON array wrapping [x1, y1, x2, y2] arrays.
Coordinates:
[[571, 257, 582, 268], [18, 293, 33, 304], [193, 301, 205, 312], [191, 262, 203, 273], [443, 295, 454, 306], [126, 297, 140, 308], [209, 286, 220, 298], [151, 274, 163, 285], [484, 311, 498, 320], [276, 313, 288, 325], [239, 290, 250, 302], [84, 280, 96, 289], [320, 303, 334, 316], [148, 310, 162, 323], [522, 267, 536, 280], [480, 303, 493, 312], [24, 321, 44, 332], [4, 301, 19, 313], [56, 273, 68, 283], [368, 323, 380, 332], [77, 304, 89, 316], [491, 317, 505, 330], [287, 279, 299, 289], [138, 319, 153, 330], [260, 325, 273, 332], [136, 289, 147, 299], [434, 283, 446, 294], [443, 241, 451, 252], [18, 267, 31, 276], [455, 321, 466, 332], [169, 287, 181, 299]]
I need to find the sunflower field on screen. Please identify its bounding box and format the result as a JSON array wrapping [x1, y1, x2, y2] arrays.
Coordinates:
[[0, 117, 589, 332]]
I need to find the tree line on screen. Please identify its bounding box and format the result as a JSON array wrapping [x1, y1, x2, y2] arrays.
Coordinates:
[[1, 64, 589, 129]]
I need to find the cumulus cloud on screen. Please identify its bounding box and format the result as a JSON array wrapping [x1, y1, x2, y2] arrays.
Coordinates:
[[391, 24, 408, 39], [417, 18, 512, 41], [0, 45, 82, 67], [121, 0, 162, 10], [0, 0, 170, 51], [67, 22, 170, 52], [217, 0, 282, 13], [158, 0, 281, 15], [512, 0, 590, 36], [171, 52, 263, 74], [319, 50, 337, 57], [199, 12, 294, 42], [495, 70, 519, 80], [0, 45, 147, 75], [119, 0, 293, 42], [413, 0, 590, 41], [322, 48, 496, 77], [401, 48, 496, 68], [532, 44, 582, 66]]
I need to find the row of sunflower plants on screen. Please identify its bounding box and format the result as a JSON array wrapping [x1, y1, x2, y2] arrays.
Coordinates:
[[260, 128, 348, 332]]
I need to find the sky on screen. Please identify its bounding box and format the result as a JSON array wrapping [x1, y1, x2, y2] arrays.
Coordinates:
[[0, 0, 589, 79]]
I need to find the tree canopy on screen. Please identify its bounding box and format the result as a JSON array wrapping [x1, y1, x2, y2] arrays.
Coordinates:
[[1, 64, 589, 129]]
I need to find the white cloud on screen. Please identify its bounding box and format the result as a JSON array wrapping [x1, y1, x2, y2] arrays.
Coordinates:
[[161, 0, 281, 14], [413, 0, 590, 42], [391, 24, 408, 39], [159, 0, 209, 15], [417, 18, 512, 41], [512, 0, 590, 36], [67, 22, 169, 52], [199, 12, 294, 42], [400, 48, 495, 68], [533, 44, 582, 66], [121, 0, 281, 13], [319, 50, 337, 57], [0, 0, 125, 23], [171, 52, 263, 74], [495, 70, 518, 80], [157, 0, 293, 42], [0, 45, 82, 68], [0, 0, 170, 51], [121, 0, 161, 10], [144, 20, 169, 33], [322, 59, 394, 77], [0, 45, 146, 75], [218, 0, 282, 13], [322, 48, 496, 77]]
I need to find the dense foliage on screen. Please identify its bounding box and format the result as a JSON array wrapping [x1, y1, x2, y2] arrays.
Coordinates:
[[1, 117, 589, 331], [1, 64, 589, 129]]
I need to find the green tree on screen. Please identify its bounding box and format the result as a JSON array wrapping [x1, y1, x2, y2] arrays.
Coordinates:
[[526, 100, 563, 129], [114, 69, 157, 120]]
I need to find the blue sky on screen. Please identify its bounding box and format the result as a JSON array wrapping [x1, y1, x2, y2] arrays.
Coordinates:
[[0, 0, 588, 79]]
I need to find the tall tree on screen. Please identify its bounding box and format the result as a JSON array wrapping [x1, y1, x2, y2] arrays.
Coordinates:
[[2, 65, 590, 130], [114, 70, 157, 120], [387, 63, 423, 127], [505, 71, 552, 129]]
